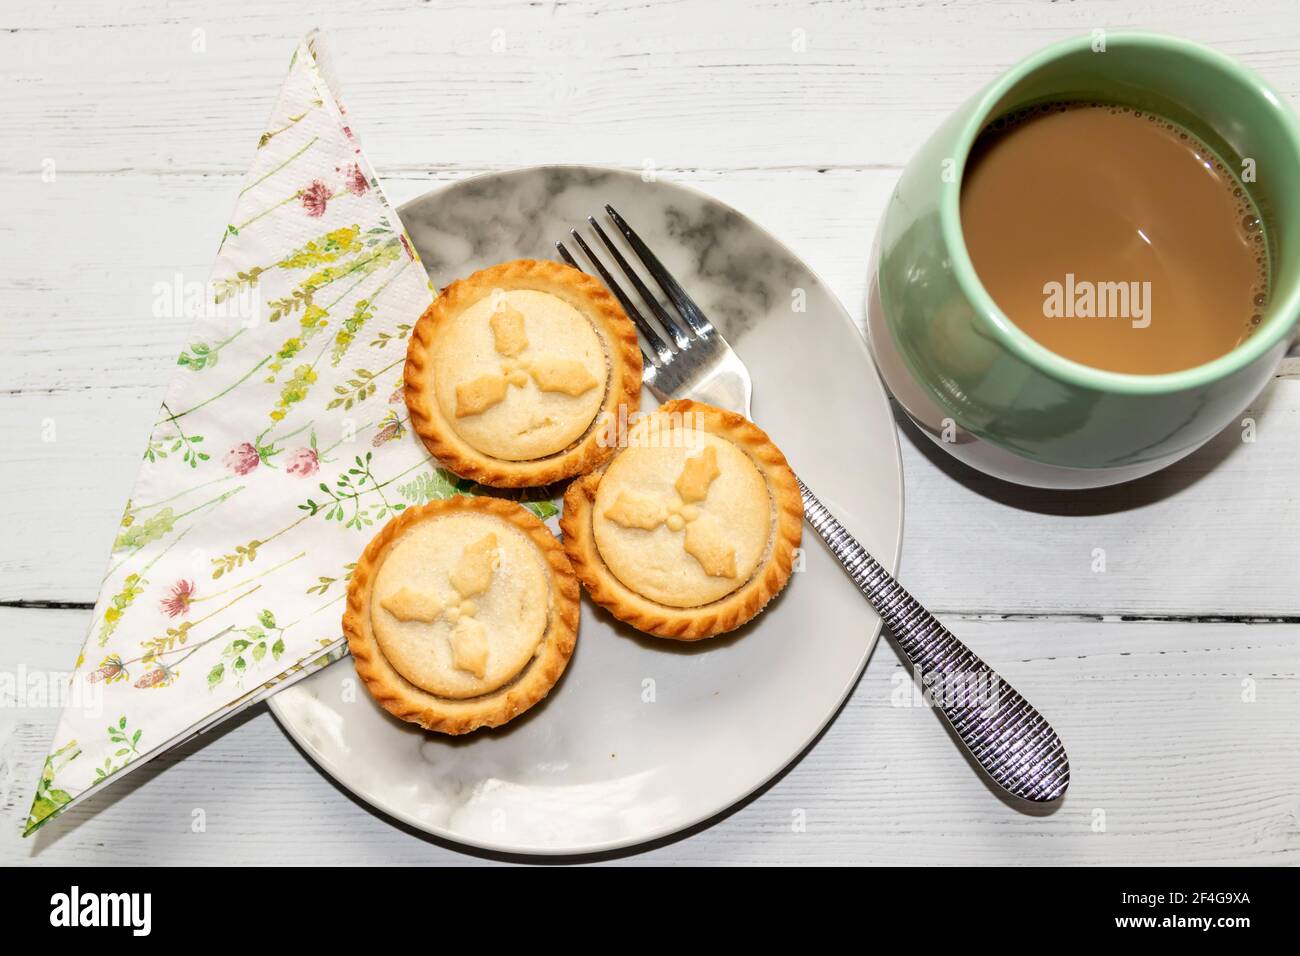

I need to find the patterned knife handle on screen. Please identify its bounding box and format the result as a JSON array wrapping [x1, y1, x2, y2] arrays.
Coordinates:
[[796, 477, 1070, 802]]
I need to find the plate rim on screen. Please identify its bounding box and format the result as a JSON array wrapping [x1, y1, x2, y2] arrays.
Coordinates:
[[269, 163, 906, 856]]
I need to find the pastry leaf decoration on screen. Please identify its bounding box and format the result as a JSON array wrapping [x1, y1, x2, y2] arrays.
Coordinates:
[[490, 305, 529, 357], [378, 533, 499, 678], [683, 516, 736, 578], [528, 358, 599, 395], [450, 618, 488, 679], [455, 374, 508, 417], [454, 300, 598, 417], [450, 533, 497, 598], [604, 492, 666, 530], [603, 446, 737, 578], [676, 444, 721, 503], [381, 588, 443, 622]]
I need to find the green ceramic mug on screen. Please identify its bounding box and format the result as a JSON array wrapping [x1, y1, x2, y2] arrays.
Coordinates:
[[865, 33, 1300, 488]]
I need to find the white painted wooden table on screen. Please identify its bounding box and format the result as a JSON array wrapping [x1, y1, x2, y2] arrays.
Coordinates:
[[3, 0, 1298, 865]]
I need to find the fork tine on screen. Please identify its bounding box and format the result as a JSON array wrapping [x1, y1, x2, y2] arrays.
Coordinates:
[[561, 234, 673, 366], [604, 204, 714, 338], [556, 241, 659, 375], [554, 239, 583, 272], [586, 216, 691, 350]]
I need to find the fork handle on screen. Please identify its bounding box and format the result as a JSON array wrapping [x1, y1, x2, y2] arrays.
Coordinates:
[[795, 477, 1070, 802]]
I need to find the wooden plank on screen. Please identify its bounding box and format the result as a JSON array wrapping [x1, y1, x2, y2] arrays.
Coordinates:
[[3, 0, 1300, 175], [899, 374, 1300, 617], [4, 607, 1296, 864]]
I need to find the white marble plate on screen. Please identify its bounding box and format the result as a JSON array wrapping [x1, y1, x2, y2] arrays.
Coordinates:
[[269, 166, 903, 855]]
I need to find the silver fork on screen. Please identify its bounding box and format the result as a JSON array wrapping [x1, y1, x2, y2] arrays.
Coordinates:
[[558, 204, 1070, 803]]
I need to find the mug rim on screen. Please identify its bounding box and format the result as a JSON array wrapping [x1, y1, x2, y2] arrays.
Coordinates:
[[944, 31, 1300, 395]]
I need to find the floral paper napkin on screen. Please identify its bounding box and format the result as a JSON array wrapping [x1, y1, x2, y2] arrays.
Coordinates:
[[26, 30, 540, 834]]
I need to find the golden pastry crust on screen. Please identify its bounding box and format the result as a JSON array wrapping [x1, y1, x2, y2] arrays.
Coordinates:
[[345, 496, 580, 734], [561, 400, 803, 640], [406, 259, 642, 488]]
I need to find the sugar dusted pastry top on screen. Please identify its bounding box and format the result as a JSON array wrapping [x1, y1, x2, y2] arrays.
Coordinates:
[[432, 290, 608, 462], [561, 400, 803, 640], [344, 497, 580, 735], [371, 510, 550, 698], [406, 259, 641, 488], [593, 423, 771, 608]]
